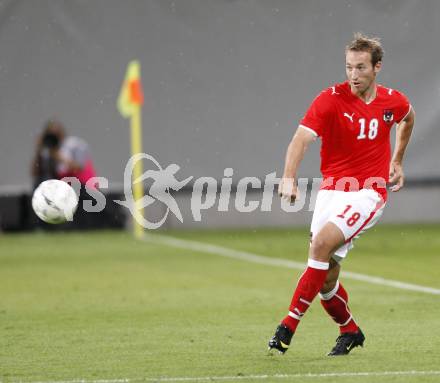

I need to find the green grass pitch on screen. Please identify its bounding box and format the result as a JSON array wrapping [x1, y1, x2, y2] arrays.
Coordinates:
[[1, 224, 439, 382]]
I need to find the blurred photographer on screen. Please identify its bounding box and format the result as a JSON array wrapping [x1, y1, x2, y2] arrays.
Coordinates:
[[31, 119, 97, 229], [31, 119, 96, 189]]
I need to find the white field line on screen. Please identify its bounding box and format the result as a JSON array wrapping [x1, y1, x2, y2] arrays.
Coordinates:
[[142, 233, 440, 295], [15, 370, 440, 383]]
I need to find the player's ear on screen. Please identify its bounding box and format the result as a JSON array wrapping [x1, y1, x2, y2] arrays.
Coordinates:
[[374, 61, 382, 75]]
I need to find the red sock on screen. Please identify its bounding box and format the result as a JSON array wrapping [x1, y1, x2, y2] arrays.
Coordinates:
[[282, 259, 329, 332], [320, 281, 359, 333]]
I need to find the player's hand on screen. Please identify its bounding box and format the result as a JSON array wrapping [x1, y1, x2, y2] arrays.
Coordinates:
[[278, 177, 299, 202], [389, 162, 404, 192]]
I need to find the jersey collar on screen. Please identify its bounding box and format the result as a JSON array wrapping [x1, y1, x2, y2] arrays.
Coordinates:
[[344, 81, 379, 105]]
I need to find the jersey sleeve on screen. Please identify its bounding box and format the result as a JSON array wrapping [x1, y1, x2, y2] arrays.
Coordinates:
[[299, 89, 334, 137], [393, 90, 411, 124]]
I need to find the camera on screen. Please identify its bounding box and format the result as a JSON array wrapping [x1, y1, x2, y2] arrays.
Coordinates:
[[42, 132, 60, 149]]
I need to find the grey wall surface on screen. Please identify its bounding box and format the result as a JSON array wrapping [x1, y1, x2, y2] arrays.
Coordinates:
[[0, 0, 438, 192]]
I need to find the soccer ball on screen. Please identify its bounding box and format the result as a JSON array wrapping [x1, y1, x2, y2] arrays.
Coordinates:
[[32, 179, 79, 224]]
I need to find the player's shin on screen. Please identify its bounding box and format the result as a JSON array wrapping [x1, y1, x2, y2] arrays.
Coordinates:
[[281, 259, 329, 332], [320, 280, 359, 333]]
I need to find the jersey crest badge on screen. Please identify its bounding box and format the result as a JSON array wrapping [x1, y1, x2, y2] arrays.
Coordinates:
[[383, 109, 394, 123]]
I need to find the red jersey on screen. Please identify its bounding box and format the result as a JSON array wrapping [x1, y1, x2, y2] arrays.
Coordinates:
[[300, 81, 411, 201]]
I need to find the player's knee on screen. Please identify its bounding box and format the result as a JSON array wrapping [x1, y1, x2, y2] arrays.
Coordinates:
[[310, 237, 332, 261], [321, 278, 337, 294]]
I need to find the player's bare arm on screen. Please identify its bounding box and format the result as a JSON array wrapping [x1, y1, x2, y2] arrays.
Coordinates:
[[278, 126, 316, 202], [389, 107, 415, 192]]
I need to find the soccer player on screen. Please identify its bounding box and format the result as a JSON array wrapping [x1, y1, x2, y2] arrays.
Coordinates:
[[268, 33, 415, 356]]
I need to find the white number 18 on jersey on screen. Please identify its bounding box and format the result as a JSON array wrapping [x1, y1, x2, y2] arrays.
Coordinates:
[[357, 118, 378, 140]]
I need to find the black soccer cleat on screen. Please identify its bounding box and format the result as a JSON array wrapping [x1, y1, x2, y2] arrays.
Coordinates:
[[268, 324, 294, 354], [328, 328, 365, 356]]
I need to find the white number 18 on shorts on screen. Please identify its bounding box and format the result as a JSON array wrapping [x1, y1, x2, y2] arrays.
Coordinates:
[[310, 189, 386, 262]]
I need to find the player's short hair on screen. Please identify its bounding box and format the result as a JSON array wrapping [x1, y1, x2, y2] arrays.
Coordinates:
[[346, 32, 384, 67]]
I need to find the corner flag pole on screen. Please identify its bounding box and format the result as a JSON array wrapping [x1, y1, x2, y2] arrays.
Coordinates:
[[117, 60, 145, 238]]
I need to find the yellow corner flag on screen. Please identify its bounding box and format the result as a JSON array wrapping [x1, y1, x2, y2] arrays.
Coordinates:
[[118, 60, 144, 117], [118, 60, 145, 238]]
